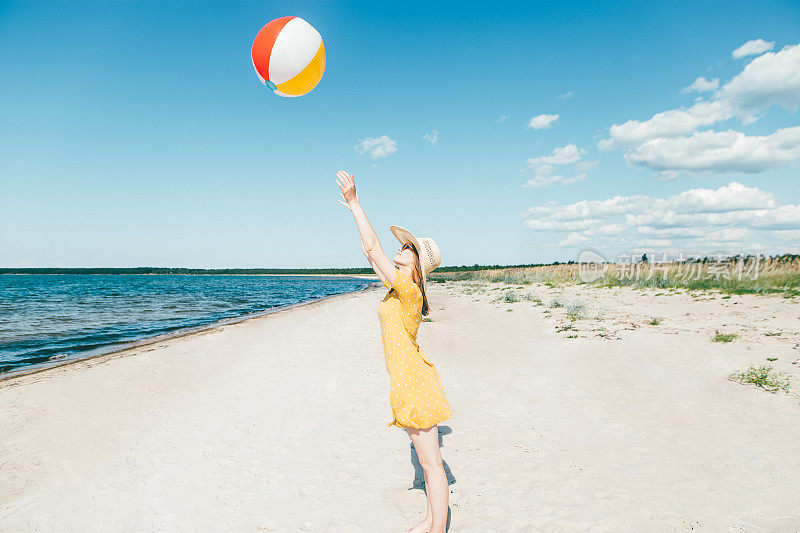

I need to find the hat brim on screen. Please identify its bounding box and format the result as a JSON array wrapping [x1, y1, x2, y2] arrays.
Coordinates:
[[389, 225, 428, 296]]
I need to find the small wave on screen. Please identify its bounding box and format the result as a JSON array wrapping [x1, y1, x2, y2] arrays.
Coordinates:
[[1, 275, 369, 375]]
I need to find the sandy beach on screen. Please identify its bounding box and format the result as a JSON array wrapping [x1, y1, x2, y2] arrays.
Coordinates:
[[2, 279, 799, 531]]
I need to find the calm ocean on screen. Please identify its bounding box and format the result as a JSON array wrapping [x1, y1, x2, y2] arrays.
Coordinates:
[[0, 274, 377, 376]]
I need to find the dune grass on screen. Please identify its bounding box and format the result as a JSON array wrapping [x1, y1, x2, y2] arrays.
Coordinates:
[[489, 289, 546, 306], [566, 301, 589, 320], [728, 365, 790, 392], [713, 331, 738, 343], [430, 254, 800, 296]]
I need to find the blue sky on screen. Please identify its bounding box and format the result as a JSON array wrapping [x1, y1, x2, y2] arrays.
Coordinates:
[[1, 1, 798, 268]]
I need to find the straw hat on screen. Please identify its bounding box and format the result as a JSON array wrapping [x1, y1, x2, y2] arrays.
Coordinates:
[[389, 225, 441, 296]]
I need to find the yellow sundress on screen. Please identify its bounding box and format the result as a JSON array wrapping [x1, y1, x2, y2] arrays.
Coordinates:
[[378, 268, 452, 429]]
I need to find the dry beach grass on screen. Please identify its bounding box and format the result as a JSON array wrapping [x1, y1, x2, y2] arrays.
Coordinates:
[[2, 276, 799, 531], [434, 254, 800, 297]]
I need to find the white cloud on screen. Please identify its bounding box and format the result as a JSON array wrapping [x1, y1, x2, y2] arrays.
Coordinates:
[[598, 99, 733, 149], [523, 144, 594, 188], [524, 218, 602, 231], [625, 126, 800, 177], [523, 167, 587, 189], [732, 38, 774, 59], [749, 204, 800, 230], [521, 181, 799, 254], [524, 177, 563, 189], [355, 135, 397, 159], [682, 77, 719, 93], [527, 114, 560, 130], [664, 181, 776, 213], [715, 227, 753, 241], [558, 91, 574, 99], [638, 238, 673, 248], [523, 166, 563, 189], [564, 174, 587, 185], [523, 194, 652, 221], [635, 226, 706, 238], [598, 224, 625, 236], [527, 144, 584, 166], [772, 229, 800, 241], [558, 232, 589, 247], [423, 129, 439, 146], [625, 208, 800, 231], [717, 43, 800, 120], [496, 115, 508, 123], [598, 42, 800, 177]]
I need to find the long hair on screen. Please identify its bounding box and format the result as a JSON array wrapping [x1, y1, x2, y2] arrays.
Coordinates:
[[409, 244, 430, 316]]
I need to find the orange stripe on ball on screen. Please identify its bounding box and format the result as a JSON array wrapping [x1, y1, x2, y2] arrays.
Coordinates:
[[251, 16, 294, 83]]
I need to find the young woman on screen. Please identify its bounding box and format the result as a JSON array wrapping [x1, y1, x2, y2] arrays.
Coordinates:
[[336, 170, 453, 533]]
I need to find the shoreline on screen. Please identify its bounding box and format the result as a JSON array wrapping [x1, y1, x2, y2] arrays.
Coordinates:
[[0, 273, 383, 277], [0, 280, 382, 384], [2, 279, 799, 530]]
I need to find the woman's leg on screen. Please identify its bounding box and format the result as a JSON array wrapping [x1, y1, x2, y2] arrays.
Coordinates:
[[406, 424, 449, 533], [421, 468, 432, 520]]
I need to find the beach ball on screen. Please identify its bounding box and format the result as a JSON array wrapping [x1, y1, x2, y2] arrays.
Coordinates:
[[251, 16, 326, 97]]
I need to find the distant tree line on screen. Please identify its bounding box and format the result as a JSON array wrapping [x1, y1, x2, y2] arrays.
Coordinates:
[[0, 262, 577, 275], [1, 255, 796, 275]]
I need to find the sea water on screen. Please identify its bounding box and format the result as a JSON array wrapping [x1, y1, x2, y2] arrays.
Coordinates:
[[0, 274, 376, 375]]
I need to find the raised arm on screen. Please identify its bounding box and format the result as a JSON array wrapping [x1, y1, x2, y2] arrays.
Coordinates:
[[364, 247, 389, 286], [336, 170, 398, 286]]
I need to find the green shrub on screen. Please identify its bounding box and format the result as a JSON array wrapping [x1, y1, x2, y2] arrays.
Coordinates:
[[566, 301, 589, 320], [728, 365, 789, 392], [504, 291, 520, 303], [713, 331, 738, 343], [522, 292, 542, 304]]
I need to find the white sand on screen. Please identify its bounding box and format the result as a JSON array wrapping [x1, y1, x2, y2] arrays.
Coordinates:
[[1, 280, 799, 531]]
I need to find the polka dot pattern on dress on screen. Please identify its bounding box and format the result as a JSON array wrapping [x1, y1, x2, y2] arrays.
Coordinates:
[[378, 268, 452, 430]]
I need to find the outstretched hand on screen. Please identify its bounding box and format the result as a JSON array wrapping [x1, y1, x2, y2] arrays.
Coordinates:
[[336, 170, 358, 211]]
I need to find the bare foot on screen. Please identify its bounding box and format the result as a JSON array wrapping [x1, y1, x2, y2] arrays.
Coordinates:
[[406, 517, 432, 533]]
